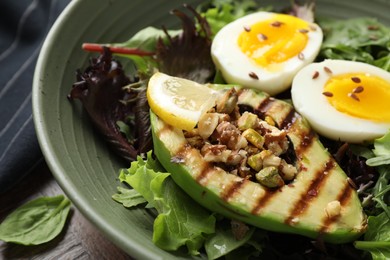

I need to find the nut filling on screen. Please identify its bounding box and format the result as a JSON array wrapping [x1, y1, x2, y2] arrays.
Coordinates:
[[183, 88, 298, 188]]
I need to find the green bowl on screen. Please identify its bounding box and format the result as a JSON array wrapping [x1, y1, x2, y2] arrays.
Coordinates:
[[32, 0, 390, 259]]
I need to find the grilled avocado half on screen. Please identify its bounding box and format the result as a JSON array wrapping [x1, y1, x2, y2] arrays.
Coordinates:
[[150, 86, 367, 243]]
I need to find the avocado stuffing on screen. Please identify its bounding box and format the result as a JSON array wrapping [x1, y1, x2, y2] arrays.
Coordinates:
[[150, 85, 367, 243]]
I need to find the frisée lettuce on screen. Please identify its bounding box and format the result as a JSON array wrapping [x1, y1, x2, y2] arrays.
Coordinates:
[[116, 152, 270, 258], [118, 152, 216, 255]]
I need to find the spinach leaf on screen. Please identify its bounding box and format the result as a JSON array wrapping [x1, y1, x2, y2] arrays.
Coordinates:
[[119, 152, 216, 255], [355, 210, 390, 260], [0, 195, 71, 245]]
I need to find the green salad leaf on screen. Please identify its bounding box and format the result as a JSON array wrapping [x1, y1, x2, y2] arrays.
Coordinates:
[[114, 26, 180, 53], [352, 131, 390, 259], [363, 131, 390, 216], [319, 17, 390, 71], [205, 222, 256, 259], [0, 195, 71, 245], [355, 210, 390, 260], [116, 152, 270, 258], [109, 27, 180, 73], [118, 152, 216, 255], [112, 186, 147, 207], [367, 130, 390, 167], [197, 0, 272, 36]]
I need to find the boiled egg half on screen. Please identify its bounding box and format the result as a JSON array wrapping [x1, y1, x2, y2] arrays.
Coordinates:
[[211, 11, 323, 95], [291, 59, 390, 143]]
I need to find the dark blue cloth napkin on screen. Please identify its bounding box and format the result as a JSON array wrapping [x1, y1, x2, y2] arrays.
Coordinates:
[[0, 0, 70, 193]]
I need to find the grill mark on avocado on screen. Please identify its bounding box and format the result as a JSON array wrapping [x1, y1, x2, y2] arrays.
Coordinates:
[[221, 178, 247, 201], [173, 142, 214, 183], [285, 159, 336, 225], [319, 181, 354, 233], [280, 109, 298, 130], [254, 94, 315, 159], [257, 96, 275, 117], [295, 129, 316, 157], [251, 189, 278, 215], [195, 163, 215, 183]]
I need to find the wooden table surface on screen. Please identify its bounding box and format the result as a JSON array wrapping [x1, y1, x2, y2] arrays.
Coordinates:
[[0, 161, 133, 260]]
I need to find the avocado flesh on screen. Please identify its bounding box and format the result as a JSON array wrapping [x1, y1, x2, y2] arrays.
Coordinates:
[[150, 87, 367, 243]]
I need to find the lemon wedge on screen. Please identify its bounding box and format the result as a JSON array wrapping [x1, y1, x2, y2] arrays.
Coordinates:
[[147, 72, 218, 131]]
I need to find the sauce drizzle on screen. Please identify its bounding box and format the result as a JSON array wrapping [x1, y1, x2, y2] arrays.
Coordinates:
[[285, 159, 336, 225]]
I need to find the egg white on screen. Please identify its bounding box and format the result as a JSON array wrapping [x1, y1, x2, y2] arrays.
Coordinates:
[[291, 59, 390, 143], [211, 11, 323, 96]]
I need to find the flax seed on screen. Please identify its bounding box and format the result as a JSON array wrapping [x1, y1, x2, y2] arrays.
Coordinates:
[[351, 76, 361, 83], [353, 86, 364, 93], [271, 21, 283, 27], [322, 91, 333, 97], [298, 52, 305, 60], [244, 25, 251, 32], [257, 33, 268, 41], [323, 66, 332, 74], [348, 93, 360, 101], [312, 71, 320, 79], [299, 29, 309, 34], [249, 71, 259, 80]]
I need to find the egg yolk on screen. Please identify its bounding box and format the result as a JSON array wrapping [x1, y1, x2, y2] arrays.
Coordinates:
[[324, 73, 390, 122], [237, 14, 310, 69]]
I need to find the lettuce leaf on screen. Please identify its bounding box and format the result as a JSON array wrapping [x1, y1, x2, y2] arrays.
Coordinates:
[[355, 210, 390, 260], [197, 0, 272, 37], [364, 131, 390, 216], [116, 153, 268, 258], [205, 222, 256, 259], [367, 130, 390, 167], [118, 152, 216, 255], [318, 17, 390, 71], [112, 186, 147, 208]]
